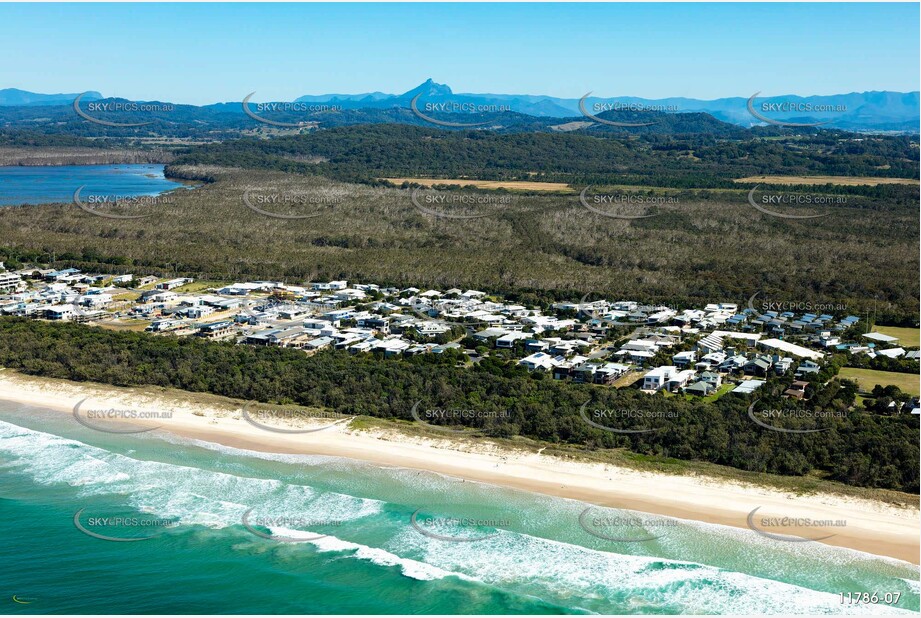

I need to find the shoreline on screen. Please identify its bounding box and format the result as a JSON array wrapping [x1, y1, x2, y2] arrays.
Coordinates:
[[0, 370, 918, 564]]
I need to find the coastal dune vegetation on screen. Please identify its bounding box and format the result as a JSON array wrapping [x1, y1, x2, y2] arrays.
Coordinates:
[[0, 318, 917, 495]]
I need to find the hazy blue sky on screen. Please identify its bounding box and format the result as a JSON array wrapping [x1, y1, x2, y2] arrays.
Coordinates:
[[1, 3, 917, 104]]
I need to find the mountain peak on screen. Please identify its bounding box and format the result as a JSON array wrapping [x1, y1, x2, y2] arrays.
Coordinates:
[[400, 79, 452, 99]]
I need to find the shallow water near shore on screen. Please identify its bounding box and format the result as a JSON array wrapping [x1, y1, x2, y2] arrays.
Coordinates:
[[1, 400, 918, 615]]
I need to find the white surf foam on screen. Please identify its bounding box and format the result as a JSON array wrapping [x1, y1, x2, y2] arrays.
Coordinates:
[[267, 526, 474, 582], [0, 419, 382, 531], [1, 419, 916, 613], [392, 525, 917, 614]]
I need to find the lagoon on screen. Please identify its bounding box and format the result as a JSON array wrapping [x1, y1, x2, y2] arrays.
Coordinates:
[[0, 164, 186, 206]]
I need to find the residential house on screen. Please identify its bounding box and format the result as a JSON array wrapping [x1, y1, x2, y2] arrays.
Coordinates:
[[156, 278, 193, 291], [699, 371, 722, 389], [0, 271, 24, 292], [773, 357, 795, 375], [518, 352, 558, 372], [44, 304, 76, 320], [743, 356, 773, 377], [783, 380, 809, 400], [696, 351, 727, 371], [146, 319, 180, 333], [718, 354, 748, 373], [525, 340, 550, 353], [643, 366, 675, 392], [197, 321, 234, 339], [684, 380, 714, 397], [593, 363, 630, 384], [496, 332, 530, 348], [613, 348, 657, 365], [794, 360, 821, 379], [732, 379, 766, 395], [373, 338, 411, 357], [307, 337, 335, 350], [672, 350, 696, 368]]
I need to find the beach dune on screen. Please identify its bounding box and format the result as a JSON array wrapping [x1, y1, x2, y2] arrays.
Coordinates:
[[0, 370, 917, 564]]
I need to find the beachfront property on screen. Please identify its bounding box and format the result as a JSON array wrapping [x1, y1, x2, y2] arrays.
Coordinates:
[[2, 269, 913, 402]]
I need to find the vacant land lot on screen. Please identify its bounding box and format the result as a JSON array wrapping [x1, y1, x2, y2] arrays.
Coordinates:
[[733, 175, 919, 186], [384, 178, 573, 192], [839, 367, 920, 396], [872, 326, 921, 348]]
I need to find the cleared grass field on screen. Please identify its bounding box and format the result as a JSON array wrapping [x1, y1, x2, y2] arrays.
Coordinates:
[[734, 175, 919, 186], [839, 367, 920, 396], [872, 326, 921, 348], [384, 178, 573, 192], [95, 319, 150, 333], [172, 280, 228, 293]]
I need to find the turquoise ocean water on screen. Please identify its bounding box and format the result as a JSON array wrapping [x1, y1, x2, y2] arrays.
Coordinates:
[[0, 401, 918, 615]]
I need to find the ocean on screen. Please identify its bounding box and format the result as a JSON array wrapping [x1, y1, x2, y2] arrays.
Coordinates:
[[0, 400, 918, 615], [0, 164, 187, 207]]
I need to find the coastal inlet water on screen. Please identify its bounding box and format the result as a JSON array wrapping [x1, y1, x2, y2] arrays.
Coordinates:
[[0, 164, 188, 206], [0, 401, 918, 615]]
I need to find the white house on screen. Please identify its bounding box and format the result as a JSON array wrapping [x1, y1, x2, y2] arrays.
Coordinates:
[[496, 332, 530, 348], [518, 352, 559, 371], [642, 365, 697, 392], [44, 304, 76, 320], [643, 366, 675, 391], [672, 350, 697, 368], [0, 272, 25, 292], [372, 338, 411, 357]]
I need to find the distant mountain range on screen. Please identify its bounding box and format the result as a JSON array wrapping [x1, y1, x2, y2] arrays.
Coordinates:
[[293, 79, 920, 132], [0, 88, 102, 106], [1, 80, 918, 133]]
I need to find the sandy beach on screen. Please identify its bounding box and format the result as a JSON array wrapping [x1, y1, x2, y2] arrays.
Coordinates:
[[1, 369, 917, 564]]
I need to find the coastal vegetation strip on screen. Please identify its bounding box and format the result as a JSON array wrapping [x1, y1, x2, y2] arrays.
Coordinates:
[[0, 369, 917, 510], [0, 318, 917, 494]]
